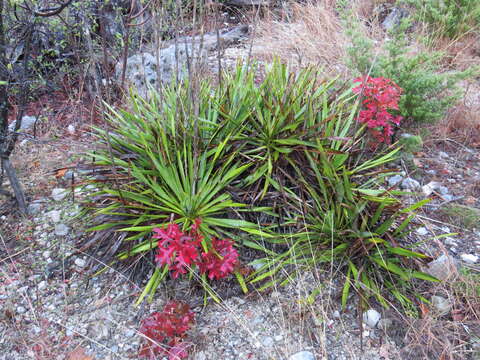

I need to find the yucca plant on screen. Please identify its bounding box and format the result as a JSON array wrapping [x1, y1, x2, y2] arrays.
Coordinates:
[[245, 87, 438, 308], [81, 80, 270, 301], [216, 61, 351, 203]]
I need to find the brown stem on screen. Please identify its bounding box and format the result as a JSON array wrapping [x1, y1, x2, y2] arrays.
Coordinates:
[[1, 158, 26, 213]]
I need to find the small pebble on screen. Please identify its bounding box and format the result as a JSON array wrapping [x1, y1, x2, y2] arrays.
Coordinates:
[[460, 254, 478, 264], [54, 224, 70, 236], [289, 351, 315, 360], [431, 295, 452, 316], [401, 177, 420, 191], [363, 309, 381, 328], [387, 175, 403, 187], [416, 227, 428, 236], [74, 258, 86, 268], [51, 188, 68, 201]]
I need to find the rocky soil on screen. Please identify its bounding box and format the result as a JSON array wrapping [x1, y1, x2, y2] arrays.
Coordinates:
[[1, 122, 479, 360], [1, 9, 480, 358]]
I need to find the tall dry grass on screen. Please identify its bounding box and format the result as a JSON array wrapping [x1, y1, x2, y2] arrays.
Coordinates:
[[251, 1, 350, 75]]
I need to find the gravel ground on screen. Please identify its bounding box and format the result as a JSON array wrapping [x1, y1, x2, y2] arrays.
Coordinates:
[[1, 121, 480, 360]]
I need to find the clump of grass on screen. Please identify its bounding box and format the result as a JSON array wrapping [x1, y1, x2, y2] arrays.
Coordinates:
[[252, 1, 349, 73], [442, 204, 480, 230]]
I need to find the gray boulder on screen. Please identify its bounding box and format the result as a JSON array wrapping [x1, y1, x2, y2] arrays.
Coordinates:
[[382, 7, 409, 31], [117, 26, 249, 97], [8, 115, 37, 133]]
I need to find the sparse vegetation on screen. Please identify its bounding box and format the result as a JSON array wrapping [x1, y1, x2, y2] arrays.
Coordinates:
[[1, 1, 480, 359], [346, 18, 479, 124], [404, 0, 480, 39], [442, 204, 480, 230]]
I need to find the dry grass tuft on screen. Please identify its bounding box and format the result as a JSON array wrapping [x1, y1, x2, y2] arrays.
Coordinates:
[[251, 1, 349, 74], [436, 82, 480, 146]]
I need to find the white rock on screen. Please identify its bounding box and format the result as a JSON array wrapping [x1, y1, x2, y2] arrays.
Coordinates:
[[422, 181, 440, 196], [48, 210, 61, 223], [438, 186, 449, 195], [38, 281, 47, 290], [74, 258, 86, 268], [67, 124, 75, 135], [42, 251, 51, 259], [431, 295, 452, 316], [51, 188, 68, 201], [439, 151, 449, 158], [16, 306, 27, 314], [289, 351, 315, 360], [416, 227, 429, 236], [401, 177, 421, 190], [124, 329, 136, 338], [460, 254, 478, 264], [8, 115, 37, 132], [363, 309, 381, 328], [54, 224, 70, 236], [423, 254, 457, 280], [261, 336, 274, 347], [27, 202, 42, 215], [387, 175, 403, 187], [332, 310, 341, 319]]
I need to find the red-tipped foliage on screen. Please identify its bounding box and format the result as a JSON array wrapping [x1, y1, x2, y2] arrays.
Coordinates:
[[153, 223, 201, 278], [353, 76, 403, 144], [152, 219, 238, 280], [198, 238, 239, 280], [139, 301, 195, 359]]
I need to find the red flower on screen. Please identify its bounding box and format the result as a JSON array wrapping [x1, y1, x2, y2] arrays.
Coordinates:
[[198, 238, 239, 280]]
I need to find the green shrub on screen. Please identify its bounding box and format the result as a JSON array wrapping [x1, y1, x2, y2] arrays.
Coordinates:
[[82, 61, 437, 308], [403, 0, 480, 39], [399, 134, 423, 153], [346, 19, 478, 123]]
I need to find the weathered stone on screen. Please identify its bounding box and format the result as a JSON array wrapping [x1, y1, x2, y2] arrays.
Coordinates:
[[460, 253, 478, 264], [423, 254, 457, 281], [288, 351, 315, 360], [27, 202, 42, 215], [388, 175, 403, 187], [8, 115, 37, 132], [54, 223, 70, 236], [401, 177, 420, 190], [51, 188, 68, 201], [431, 295, 452, 316], [416, 227, 429, 236], [74, 258, 86, 268], [47, 210, 61, 223], [382, 7, 409, 31], [363, 309, 381, 328], [117, 26, 248, 98]]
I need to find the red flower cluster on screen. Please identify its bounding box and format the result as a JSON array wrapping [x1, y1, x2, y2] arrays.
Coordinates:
[[139, 301, 195, 359], [352, 76, 403, 144], [153, 219, 239, 280]]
